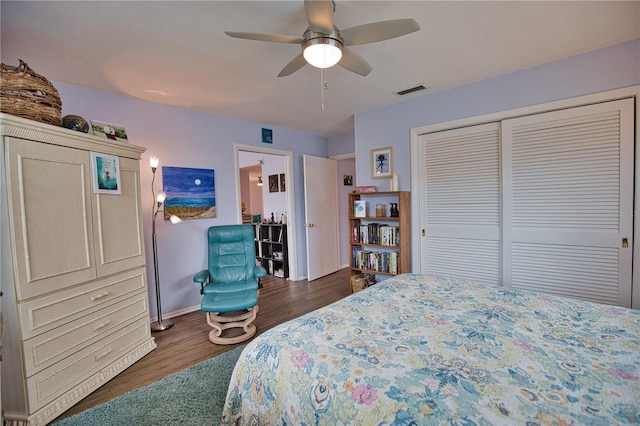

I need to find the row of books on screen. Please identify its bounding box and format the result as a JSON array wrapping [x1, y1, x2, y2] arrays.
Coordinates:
[[352, 224, 400, 246], [352, 248, 400, 274]]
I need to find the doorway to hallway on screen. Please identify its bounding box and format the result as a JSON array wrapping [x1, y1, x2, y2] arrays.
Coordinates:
[[235, 145, 298, 280]]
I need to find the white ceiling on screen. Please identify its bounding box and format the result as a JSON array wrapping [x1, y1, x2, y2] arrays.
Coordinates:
[[1, 1, 638, 137]]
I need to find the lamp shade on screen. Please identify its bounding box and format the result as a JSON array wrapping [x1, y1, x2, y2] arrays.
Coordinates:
[[169, 215, 182, 224], [150, 156, 159, 169], [156, 191, 166, 203], [303, 38, 342, 69], [257, 176, 263, 186]]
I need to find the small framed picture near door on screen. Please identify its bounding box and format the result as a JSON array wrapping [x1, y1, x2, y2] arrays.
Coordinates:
[[371, 146, 393, 179], [279, 173, 286, 192], [268, 174, 279, 192], [91, 152, 121, 194]]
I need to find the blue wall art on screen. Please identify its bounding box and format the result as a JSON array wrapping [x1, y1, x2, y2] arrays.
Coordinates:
[[162, 166, 216, 220]]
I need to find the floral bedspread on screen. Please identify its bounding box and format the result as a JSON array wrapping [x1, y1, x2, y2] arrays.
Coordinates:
[[221, 274, 640, 425]]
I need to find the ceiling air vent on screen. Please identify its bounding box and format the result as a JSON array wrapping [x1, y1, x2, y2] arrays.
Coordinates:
[[394, 84, 429, 96]]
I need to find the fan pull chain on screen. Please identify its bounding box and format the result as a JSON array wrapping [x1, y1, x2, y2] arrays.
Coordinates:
[[320, 67, 325, 111]]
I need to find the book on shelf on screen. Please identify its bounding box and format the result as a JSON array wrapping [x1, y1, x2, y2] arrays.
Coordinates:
[[352, 226, 360, 243], [354, 200, 366, 217]]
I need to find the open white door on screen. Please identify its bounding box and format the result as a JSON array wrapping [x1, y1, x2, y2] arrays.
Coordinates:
[[303, 155, 339, 281]]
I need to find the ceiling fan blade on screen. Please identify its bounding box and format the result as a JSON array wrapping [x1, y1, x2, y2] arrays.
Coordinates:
[[225, 31, 304, 44], [304, 0, 334, 34], [278, 54, 308, 77], [341, 19, 420, 46], [338, 47, 372, 76]]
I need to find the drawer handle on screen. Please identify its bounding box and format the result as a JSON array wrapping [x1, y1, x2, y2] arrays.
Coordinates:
[[95, 348, 113, 362], [92, 320, 112, 332], [90, 291, 111, 302]]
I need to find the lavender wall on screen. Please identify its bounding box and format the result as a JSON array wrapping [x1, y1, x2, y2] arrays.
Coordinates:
[[55, 83, 328, 317], [354, 39, 640, 191], [328, 132, 355, 157]]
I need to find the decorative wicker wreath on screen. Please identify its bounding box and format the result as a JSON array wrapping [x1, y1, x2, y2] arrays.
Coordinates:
[[0, 59, 62, 126]]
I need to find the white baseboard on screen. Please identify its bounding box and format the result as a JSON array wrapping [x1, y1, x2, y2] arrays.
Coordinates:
[[150, 304, 201, 323]]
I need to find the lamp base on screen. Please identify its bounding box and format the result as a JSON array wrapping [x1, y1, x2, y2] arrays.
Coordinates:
[[150, 319, 174, 332]]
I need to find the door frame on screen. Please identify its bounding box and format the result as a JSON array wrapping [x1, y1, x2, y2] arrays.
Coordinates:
[[234, 144, 298, 281], [410, 85, 640, 308], [330, 152, 355, 267]]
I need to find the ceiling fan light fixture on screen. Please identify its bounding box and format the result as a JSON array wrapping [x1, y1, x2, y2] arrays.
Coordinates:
[[303, 37, 343, 69]]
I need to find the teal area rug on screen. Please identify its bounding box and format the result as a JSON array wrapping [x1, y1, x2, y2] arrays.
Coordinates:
[[54, 345, 245, 426]]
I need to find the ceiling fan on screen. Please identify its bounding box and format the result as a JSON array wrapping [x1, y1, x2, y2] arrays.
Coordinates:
[[225, 0, 420, 77]]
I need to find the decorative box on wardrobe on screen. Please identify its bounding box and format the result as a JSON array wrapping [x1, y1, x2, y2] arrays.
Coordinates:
[[0, 113, 156, 425]]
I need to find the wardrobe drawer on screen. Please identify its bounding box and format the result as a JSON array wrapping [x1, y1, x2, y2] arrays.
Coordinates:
[[18, 267, 146, 340], [23, 293, 149, 376], [26, 317, 151, 412]]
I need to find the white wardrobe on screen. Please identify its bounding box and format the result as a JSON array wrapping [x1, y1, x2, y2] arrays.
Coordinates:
[[415, 95, 636, 308], [1, 114, 156, 425]]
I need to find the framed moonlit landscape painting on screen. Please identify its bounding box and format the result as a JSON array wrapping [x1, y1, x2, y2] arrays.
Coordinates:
[[162, 166, 216, 219]]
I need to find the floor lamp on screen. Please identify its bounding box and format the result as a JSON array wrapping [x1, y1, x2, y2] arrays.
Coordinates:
[[150, 155, 181, 332]]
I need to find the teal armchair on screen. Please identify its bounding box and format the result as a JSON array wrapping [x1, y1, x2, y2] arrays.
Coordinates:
[[193, 225, 266, 344]]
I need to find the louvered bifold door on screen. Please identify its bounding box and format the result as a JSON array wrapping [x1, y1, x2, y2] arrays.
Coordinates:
[[502, 98, 634, 307], [420, 122, 501, 285]]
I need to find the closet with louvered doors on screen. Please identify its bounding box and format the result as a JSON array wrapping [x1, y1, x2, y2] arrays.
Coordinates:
[[418, 98, 634, 307]]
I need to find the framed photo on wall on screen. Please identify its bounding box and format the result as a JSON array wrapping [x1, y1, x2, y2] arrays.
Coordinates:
[[371, 146, 393, 179], [279, 173, 286, 192], [262, 128, 273, 143], [91, 152, 121, 194], [268, 174, 279, 192]]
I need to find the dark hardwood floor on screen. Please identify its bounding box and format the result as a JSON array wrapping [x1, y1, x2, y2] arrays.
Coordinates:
[[55, 267, 351, 421]]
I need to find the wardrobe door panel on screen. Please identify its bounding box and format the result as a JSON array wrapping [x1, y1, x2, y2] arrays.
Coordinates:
[[93, 156, 145, 277], [6, 137, 96, 300]]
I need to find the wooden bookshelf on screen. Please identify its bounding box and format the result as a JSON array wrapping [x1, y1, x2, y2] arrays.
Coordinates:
[[348, 191, 411, 278]]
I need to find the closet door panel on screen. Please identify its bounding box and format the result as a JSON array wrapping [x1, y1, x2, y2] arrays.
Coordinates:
[[503, 98, 633, 306], [420, 122, 501, 285]]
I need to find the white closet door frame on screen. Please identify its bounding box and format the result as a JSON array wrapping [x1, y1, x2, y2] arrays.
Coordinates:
[[410, 86, 640, 309]]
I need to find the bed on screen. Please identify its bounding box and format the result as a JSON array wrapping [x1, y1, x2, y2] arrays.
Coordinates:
[[221, 273, 640, 424]]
